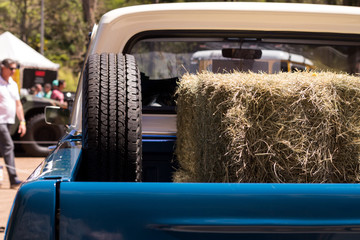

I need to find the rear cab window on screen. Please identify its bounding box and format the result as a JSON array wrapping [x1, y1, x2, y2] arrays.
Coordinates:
[[127, 31, 360, 111]]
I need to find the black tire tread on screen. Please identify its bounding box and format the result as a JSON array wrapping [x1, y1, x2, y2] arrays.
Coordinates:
[[81, 53, 142, 182]]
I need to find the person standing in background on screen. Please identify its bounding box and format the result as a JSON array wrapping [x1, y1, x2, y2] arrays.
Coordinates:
[[0, 58, 26, 188], [43, 83, 52, 99], [51, 79, 67, 108], [31, 83, 44, 97], [34, 83, 44, 97]]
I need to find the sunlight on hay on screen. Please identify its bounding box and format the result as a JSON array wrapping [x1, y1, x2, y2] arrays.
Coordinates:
[[173, 71, 360, 183]]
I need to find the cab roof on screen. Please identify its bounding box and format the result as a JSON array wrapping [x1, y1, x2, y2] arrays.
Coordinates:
[[90, 2, 360, 54]]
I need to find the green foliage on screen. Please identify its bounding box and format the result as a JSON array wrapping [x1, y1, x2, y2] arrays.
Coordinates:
[[0, 1, 16, 33], [44, 0, 87, 71], [58, 66, 79, 92]]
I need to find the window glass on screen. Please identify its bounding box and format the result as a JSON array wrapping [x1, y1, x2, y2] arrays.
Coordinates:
[[129, 35, 360, 107]]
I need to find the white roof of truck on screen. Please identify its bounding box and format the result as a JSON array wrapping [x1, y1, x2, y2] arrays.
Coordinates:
[[90, 2, 360, 54]]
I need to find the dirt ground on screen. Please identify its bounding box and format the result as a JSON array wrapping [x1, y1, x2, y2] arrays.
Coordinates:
[[0, 157, 44, 239]]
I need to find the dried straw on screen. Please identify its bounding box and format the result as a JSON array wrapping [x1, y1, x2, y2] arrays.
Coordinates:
[[173, 72, 360, 183]]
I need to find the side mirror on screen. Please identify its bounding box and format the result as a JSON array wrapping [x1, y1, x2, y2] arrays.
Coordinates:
[[45, 106, 70, 125]]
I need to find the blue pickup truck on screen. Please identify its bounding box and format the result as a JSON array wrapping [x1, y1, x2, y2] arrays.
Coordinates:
[[5, 2, 360, 240]]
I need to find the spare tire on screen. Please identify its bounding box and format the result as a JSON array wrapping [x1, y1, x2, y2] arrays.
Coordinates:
[[81, 53, 142, 182]]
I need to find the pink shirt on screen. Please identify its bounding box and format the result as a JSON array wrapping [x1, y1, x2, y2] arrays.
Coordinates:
[[51, 89, 64, 103], [0, 76, 20, 124]]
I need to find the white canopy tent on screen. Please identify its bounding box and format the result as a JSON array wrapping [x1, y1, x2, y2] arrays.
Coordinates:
[[0, 31, 59, 88], [0, 31, 59, 70]]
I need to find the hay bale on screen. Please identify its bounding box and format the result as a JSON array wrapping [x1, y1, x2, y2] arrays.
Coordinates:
[[173, 72, 360, 183]]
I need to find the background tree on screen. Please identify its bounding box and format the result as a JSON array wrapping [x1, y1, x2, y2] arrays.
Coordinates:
[[82, 0, 97, 29]]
